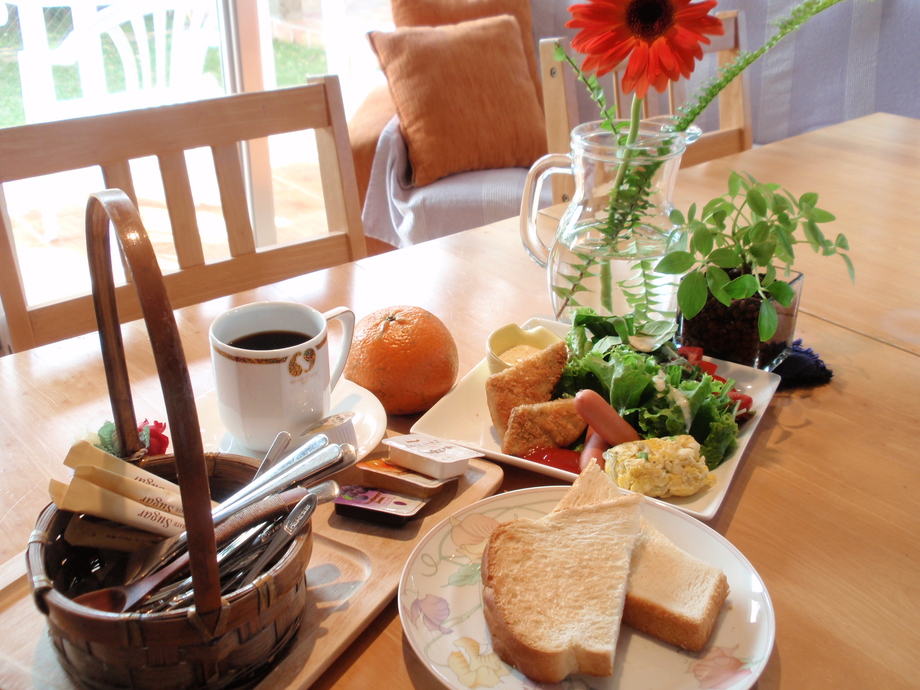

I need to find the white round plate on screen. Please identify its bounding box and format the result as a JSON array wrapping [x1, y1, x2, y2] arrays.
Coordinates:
[[196, 379, 386, 461], [399, 486, 775, 690]]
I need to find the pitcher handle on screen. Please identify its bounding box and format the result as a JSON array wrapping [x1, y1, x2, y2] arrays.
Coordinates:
[[322, 306, 355, 388], [520, 152, 573, 268]]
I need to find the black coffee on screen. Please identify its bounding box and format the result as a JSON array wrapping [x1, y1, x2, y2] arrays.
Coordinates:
[[229, 330, 312, 350]]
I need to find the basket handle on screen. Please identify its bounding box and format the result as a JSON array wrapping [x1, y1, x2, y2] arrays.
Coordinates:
[[85, 190, 222, 619]]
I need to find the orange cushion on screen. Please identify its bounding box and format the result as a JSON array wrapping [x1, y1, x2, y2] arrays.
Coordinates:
[[367, 15, 547, 187], [391, 0, 542, 102]]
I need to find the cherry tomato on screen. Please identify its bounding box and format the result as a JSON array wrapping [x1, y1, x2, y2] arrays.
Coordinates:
[[678, 346, 704, 366], [727, 389, 754, 413], [523, 447, 582, 474], [698, 360, 719, 377]]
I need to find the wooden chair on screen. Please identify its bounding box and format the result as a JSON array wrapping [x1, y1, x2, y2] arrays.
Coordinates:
[[0, 77, 367, 353], [540, 10, 752, 203]]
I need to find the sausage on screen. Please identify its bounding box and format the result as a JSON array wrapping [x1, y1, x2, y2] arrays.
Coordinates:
[[579, 426, 609, 470], [573, 389, 641, 447]]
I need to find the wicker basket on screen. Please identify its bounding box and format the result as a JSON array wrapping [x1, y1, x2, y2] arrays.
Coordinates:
[[25, 191, 312, 689]]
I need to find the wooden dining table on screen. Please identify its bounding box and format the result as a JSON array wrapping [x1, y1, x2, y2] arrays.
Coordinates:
[[0, 112, 918, 689]]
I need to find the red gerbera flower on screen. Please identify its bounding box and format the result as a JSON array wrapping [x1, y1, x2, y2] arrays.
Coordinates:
[[567, 0, 724, 98]]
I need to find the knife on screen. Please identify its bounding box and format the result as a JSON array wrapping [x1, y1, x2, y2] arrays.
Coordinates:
[[123, 441, 349, 584]]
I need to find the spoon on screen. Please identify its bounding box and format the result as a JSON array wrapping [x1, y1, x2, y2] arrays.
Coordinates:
[[124, 441, 348, 584], [253, 431, 291, 481], [239, 493, 317, 586], [72, 522, 262, 614], [144, 482, 339, 611], [73, 481, 338, 613], [157, 493, 318, 612]]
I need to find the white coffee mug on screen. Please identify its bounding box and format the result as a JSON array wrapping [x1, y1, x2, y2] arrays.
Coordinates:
[[209, 302, 355, 452]]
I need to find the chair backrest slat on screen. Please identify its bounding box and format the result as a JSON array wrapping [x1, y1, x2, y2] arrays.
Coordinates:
[[101, 160, 139, 209], [212, 143, 257, 257], [158, 150, 205, 268]]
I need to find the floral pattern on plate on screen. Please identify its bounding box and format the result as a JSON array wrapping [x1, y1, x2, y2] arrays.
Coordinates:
[[398, 487, 774, 690]]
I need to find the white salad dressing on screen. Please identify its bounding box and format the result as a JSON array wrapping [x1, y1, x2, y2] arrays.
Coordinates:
[[653, 372, 693, 430]]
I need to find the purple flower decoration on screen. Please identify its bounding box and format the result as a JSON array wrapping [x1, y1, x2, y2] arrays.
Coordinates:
[[410, 594, 453, 634]]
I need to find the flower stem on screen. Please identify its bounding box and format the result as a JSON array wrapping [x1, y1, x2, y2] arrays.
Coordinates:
[[675, 0, 852, 130], [607, 96, 644, 210]]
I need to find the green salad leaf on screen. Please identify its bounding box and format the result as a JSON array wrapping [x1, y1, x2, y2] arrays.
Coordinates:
[[557, 308, 744, 468]]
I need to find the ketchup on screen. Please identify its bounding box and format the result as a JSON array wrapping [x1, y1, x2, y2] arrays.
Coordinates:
[[523, 447, 581, 474]]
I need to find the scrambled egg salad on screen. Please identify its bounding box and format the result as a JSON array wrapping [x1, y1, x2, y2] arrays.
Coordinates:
[[604, 435, 715, 498], [558, 308, 745, 469]]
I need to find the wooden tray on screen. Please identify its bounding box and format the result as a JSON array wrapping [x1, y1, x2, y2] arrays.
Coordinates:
[[0, 457, 503, 689]]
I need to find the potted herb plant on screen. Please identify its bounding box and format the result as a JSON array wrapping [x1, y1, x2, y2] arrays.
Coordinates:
[[655, 171, 854, 368]]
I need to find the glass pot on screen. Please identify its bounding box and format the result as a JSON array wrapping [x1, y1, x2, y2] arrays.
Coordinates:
[[521, 117, 700, 322], [678, 270, 805, 370]]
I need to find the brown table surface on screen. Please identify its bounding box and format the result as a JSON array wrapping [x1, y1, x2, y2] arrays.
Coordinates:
[[1, 113, 918, 689]]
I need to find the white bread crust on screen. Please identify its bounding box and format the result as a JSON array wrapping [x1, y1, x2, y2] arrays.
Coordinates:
[[557, 463, 730, 651], [482, 494, 641, 683]]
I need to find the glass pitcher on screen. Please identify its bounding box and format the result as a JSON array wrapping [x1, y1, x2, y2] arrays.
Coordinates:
[[521, 117, 700, 322]]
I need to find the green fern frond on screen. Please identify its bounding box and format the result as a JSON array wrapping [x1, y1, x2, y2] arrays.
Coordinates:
[[675, 0, 852, 131]]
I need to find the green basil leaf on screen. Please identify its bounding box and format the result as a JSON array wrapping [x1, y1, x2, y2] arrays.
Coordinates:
[[670, 208, 686, 225], [706, 265, 729, 289], [750, 220, 770, 244], [771, 194, 791, 214], [706, 266, 731, 306], [761, 263, 777, 286], [692, 226, 714, 257], [724, 274, 759, 299], [835, 233, 850, 250], [656, 251, 695, 274], [750, 241, 776, 266], [728, 171, 742, 197], [677, 270, 709, 319], [759, 299, 778, 341], [746, 188, 768, 217], [804, 220, 826, 250], [800, 192, 819, 208], [766, 279, 795, 307], [709, 246, 742, 268], [842, 253, 856, 282], [702, 197, 723, 219], [811, 207, 836, 223]]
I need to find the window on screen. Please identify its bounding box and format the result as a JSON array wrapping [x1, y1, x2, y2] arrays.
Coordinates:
[[0, 0, 389, 308]]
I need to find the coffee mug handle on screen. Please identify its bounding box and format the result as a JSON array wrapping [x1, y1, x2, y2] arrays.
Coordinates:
[[323, 307, 355, 389]]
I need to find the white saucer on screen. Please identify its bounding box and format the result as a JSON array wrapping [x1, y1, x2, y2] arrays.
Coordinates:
[[196, 379, 387, 461]]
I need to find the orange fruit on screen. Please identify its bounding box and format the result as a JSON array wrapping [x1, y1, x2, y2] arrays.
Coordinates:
[[344, 305, 459, 415]]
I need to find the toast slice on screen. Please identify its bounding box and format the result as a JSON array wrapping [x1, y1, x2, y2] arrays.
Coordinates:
[[501, 397, 587, 457], [485, 340, 568, 437], [556, 463, 729, 651], [482, 492, 642, 683]]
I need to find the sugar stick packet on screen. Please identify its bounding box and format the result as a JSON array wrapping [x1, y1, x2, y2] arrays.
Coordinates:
[[49, 477, 185, 536], [64, 440, 182, 494], [72, 465, 188, 517]]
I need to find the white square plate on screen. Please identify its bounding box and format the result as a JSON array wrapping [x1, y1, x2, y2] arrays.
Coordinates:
[[412, 318, 780, 520]]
